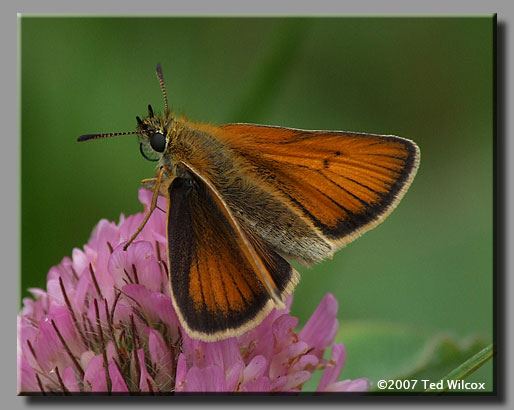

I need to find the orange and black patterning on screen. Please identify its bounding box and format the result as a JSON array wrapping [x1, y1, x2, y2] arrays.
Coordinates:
[[167, 174, 297, 340], [78, 65, 420, 341]]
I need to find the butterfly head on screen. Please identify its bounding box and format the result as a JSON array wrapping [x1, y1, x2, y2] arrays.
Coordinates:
[[135, 103, 176, 162], [77, 64, 174, 164]]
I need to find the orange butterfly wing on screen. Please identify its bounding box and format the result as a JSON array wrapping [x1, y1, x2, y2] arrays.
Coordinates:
[[213, 123, 420, 249], [167, 174, 298, 341]]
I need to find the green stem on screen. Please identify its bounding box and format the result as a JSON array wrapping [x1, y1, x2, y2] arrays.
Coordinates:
[[425, 343, 494, 393]]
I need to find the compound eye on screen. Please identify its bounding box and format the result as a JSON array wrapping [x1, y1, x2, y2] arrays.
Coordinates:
[[150, 132, 166, 153]]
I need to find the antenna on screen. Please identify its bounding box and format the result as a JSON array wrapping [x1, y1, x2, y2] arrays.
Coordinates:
[[155, 63, 169, 115], [77, 130, 142, 142]]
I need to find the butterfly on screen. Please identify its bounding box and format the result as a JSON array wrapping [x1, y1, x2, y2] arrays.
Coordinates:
[[78, 64, 420, 341]]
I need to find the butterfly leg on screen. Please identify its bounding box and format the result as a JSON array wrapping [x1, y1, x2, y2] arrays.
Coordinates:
[[141, 177, 157, 190], [141, 178, 167, 214], [123, 168, 164, 251]]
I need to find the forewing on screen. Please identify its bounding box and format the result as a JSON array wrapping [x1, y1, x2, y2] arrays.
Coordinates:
[[167, 175, 297, 342], [215, 123, 420, 248]]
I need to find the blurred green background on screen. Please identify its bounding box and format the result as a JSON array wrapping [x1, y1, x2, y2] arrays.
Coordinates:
[[21, 17, 494, 388]]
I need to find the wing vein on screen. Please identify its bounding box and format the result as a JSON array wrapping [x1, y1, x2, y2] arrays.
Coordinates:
[[316, 170, 371, 207], [311, 184, 353, 214], [324, 169, 382, 195], [213, 254, 232, 312], [194, 254, 207, 317], [215, 253, 249, 309], [359, 153, 408, 160]]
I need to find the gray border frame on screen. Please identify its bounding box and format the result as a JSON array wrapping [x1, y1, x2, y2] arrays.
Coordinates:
[[7, 0, 512, 408]]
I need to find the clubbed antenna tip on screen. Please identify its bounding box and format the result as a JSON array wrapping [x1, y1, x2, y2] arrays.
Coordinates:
[[77, 131, 141, 142]]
